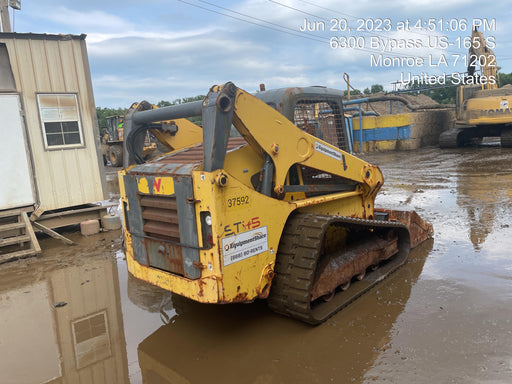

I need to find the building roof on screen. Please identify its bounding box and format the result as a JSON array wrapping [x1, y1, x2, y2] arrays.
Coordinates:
[[0, 32, 86, 41]]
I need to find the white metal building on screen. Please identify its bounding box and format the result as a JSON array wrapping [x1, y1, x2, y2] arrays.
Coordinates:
[[0, 33, 107, 261]]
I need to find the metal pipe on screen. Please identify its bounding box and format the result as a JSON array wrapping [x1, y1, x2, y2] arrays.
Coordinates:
[[358, 104, 363, 153], [345, 116, 353, 154], [343, 97, 369, 106], [344, 107, 379, 116], [343, 95, 454, 110], [133, 100, 203, 125]]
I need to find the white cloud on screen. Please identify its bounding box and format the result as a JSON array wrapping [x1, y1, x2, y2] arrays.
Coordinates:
[[86, 28, 215, 44], [17, 0, 509, 107], [42, 6, 133, 33]]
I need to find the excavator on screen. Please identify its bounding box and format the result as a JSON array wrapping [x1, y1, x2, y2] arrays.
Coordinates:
[[439, 28, 512, 148], [119, 82, 433, 324]]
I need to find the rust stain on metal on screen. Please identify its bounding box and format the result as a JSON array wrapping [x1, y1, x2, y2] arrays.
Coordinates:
[[197, 278, 207, 298], [149, 241, 185, 275], [310, 234, 398, 301], [193, 260, 205, 270], [231, 292, 249, 303], [156, 137, 247, 165], [375, 209, 434, 248]]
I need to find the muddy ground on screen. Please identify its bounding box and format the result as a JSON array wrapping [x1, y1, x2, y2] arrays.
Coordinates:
[[1, 146, 512, 384]]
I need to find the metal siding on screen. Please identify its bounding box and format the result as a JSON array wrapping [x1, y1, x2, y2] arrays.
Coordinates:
[[72, 39, 105, 205], [60, 39, 80, 90], [8, 39, 58, 208], [45, 40, 65, 91], [27, 39, 51, 91], [0, 35, 106, 211], [78, 38, 109, 203]]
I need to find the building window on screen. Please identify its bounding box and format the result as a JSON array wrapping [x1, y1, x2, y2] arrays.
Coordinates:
[[37, 94, 84, 148]]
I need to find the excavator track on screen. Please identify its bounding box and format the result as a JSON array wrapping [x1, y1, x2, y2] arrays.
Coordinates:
[[268, 213, 411, 325], [501, 127, 512, 148], [439, 127, 464, 148], [439, 124, 487, 148]]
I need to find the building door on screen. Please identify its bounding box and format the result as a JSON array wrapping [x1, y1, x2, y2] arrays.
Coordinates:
[[0, 94, 35, 210]]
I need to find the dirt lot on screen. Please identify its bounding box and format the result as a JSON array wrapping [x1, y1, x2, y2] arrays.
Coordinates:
[[1, 146, 512, 383]]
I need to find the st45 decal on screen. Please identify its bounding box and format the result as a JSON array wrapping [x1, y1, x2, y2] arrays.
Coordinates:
[[224, 216, 260, 236]]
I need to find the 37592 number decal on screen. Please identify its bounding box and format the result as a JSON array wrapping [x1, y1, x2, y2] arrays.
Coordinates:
[[227, 195, 249, 208]]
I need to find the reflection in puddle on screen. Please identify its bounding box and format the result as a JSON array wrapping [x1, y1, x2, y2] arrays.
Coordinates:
[[0, 232, 129, 384], [136, 240, 432, 384]]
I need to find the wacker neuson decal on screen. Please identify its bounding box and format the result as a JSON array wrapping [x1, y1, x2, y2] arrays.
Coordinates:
[[314, 141, 342, 161]]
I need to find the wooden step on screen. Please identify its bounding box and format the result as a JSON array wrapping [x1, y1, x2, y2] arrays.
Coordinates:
[[0, 248, 39, 264], [0, 210, 41, 263], [0, 208, 22, 219], [0, 234, 30, 247], [22, 212, 41, 254], [0, 222, 25, 233]]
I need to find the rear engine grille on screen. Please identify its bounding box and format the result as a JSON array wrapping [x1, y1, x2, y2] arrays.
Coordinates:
[[140, 195, 180, 242], [139, 194, 186, 276]]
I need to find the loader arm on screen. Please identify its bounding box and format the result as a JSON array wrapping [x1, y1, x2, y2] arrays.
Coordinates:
[[231, 86, 383, 198]]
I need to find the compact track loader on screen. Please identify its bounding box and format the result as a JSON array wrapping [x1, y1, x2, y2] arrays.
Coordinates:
[[119, 82, 432, 324]]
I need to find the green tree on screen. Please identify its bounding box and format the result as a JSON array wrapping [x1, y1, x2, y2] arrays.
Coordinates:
[[370, 84, 384, 93], [155, 95, 205, 125], [425, 85, 457, 104], [343, 89, 362, 97], [96, 107, 127, 136], [157, 100, 174, 107], [499, 71, 512, 87], [403, 78, 456, 104]]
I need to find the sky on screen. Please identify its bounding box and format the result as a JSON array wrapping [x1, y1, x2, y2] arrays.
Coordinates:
[[8, 0, 512, 107]]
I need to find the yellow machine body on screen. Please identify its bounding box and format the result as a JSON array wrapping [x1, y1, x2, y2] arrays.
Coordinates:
[[120, 83, 432, 323]]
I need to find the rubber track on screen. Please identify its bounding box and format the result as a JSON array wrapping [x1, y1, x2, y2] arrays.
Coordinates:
[[268, 213, 410, 325]]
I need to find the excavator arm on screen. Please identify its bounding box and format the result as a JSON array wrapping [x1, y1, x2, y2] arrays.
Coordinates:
[[467, 27, 498, 90]]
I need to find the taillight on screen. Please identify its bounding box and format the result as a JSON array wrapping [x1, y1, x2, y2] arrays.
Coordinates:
[[200, 211, 214, 249]]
